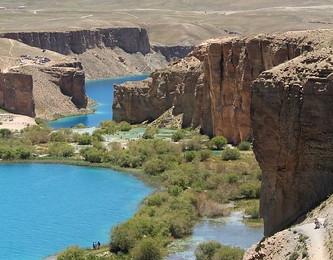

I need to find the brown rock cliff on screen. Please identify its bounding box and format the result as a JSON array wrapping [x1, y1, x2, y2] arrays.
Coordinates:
[[251, 49, 333, 236], [113, 31, 331, 143]]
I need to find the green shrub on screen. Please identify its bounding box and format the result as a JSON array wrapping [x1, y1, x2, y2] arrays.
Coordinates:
[[16, 146, 32, 159], [184, 135, 203, 151], [143, 127, 157, 139], [169, 217, 192, 238], [77, 133, 92, 145], [23, 125, 50, 144], [195, 241, 222, 260], [184, 151, 196, 162], [131, 237, 162, 260], [48, 143, 75, 158], [212, 245, 244, 260], [143, 158, 167, 175], [221, 148, 240, 161], [110, 223, 136, 253], [238, 141, 251, 151], [239, 183, 260, 199], [244, 201, 260, 219], [119, 121, 132, 131], [57, 246, 84, 260], [210, 136, 227, 150], [224, 173, 239, 184], [199, 150, 212, 161], [81, 147, 104, 163], [0, 129, 11, 138], [172, 130, 186, 142]]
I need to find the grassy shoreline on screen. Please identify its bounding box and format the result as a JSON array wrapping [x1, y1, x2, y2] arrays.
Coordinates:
[[0, 124, 262, 259]]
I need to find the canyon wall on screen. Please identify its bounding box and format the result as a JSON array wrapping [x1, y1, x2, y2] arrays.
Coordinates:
[[0, 72, 35, 117], [1, 28, 151, 55], [251, 49, 333, 236], [114, 31, 323, 143], [151, 45, 194, 61]]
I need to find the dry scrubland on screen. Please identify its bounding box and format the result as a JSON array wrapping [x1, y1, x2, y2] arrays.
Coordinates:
[[0, 0, 332, 44]]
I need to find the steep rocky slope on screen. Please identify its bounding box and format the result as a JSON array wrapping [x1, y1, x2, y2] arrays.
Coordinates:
[[251, 49, 333, 237], [113, 30, 333, 143], [0, 38, 88, 119], [0, 28, 193, 79], [244, 193, 333, 260]]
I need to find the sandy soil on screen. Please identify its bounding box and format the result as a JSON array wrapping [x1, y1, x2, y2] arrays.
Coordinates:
[[0, 113, 36, 131], [0, 1, 332, 45]]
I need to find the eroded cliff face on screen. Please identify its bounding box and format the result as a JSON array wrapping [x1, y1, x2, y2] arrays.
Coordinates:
[[113, 31, 330, 143], [251, 50, 333, 236], [113, 56, 205, 126], [0, 28, 194, 79], [0, 72, 35, 117], [1, 28, 151, 55], [0, 38, 88, 119]]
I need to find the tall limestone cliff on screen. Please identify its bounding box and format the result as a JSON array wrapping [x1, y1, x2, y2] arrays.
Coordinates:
[[251, 49, 333, 237], [113, 30, 332, 143]]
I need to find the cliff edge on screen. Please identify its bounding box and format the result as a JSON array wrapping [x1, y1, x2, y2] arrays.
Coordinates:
[[251, 49, 333, 236], [113, 30, 333, 144]]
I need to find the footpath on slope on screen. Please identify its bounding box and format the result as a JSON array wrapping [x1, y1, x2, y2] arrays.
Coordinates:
[[295, 218, 329, 260]]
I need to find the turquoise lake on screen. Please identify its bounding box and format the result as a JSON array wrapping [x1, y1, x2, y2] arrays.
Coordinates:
[[49, 74, 148, 129], [0, 163, 152, 260]]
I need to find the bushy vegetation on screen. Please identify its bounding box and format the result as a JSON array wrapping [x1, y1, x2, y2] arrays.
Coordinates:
[[142, 127, 157, 139], [195, 241, 244, 260], [238, 141, 251, 151], [209, 136, 227, 150], [0, 120, 262, 260], [221, 148, 241, 161], [48, 142, 75, 158]]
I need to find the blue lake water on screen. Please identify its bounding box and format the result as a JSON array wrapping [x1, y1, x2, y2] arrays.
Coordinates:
[[49, 74, 148, 129], [0, 163, 152, 260]]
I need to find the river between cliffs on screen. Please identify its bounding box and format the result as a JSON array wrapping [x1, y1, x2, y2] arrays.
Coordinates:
[[34, 75, 263, 259]]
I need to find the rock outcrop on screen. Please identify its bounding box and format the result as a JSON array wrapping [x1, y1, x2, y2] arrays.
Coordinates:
[[0, 72, 35, 117], [1, 28, 151, 55], [0, 38, 88, 119], [151, 45, 194, 61], [251, 49, 333, 236], [113, 30, 332, 143]]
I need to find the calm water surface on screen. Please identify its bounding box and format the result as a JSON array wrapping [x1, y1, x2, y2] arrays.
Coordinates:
[[167, 212, 263, 260], [0, 163, 152, 260], [49, 74, 148, 129]]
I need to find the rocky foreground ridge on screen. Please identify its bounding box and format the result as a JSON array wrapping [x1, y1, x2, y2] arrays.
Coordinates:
[[0, 38, 88, 119], [113, 30, 333, 144], [0, 28, 193, 79]]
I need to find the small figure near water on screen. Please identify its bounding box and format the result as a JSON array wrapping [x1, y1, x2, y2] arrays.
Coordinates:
[[314, 218, 321, 229], [93, 241, 101, 250]]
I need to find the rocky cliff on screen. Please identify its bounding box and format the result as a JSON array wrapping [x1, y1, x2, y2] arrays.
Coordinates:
[[1, 28, 151, 55], [113, 31, 331, 143], [0, 72, 35, 117], [0, 38, 88, 119], [251, 49, 333, 237], [0, 28, 195, 79]]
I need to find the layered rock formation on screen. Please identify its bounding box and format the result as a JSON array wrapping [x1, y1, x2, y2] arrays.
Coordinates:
[[0, 28, 194, 79], [251, 49, 333, 236], [0, 38, 88, 119], [1, 28, 151, 55], [114, 30, 332, 143]]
